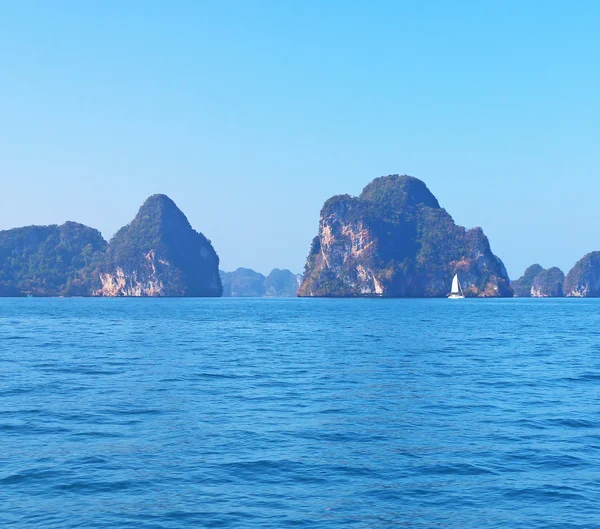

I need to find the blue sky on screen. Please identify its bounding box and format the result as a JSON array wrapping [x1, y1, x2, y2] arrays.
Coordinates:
[[1, 1, 599, 277]]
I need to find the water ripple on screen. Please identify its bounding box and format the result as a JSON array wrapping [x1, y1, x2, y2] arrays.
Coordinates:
[[1, 297, 600, 528]]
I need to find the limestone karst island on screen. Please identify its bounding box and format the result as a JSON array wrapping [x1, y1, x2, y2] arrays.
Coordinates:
[[1, 174, 599, 298]]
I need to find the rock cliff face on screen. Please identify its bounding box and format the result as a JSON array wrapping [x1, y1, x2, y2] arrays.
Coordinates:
[[98, 194, 222, 297], [0, 222, 107, 296], [563, 252, 600, 297], [512, 264, 564, 297], [298, 174, 512, 297]]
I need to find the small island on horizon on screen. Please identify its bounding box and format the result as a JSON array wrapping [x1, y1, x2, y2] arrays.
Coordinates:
[[1, 174, 599, 298]]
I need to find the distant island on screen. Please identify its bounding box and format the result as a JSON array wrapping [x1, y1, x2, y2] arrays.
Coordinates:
[[510, 253, 600, 298], [220, 268, 302, 297], [512, 264, 565, 297], [2, 175, 600, 298]]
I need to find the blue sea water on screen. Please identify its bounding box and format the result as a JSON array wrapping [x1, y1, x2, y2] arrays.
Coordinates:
[[1, 298, 600, 528]]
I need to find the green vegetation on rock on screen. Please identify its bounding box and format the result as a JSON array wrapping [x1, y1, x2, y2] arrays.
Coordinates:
[[532, 267, 564, 297], [220, 268, 266, 297], [220, 268, 301, 297], [0, 194, 222, 297], [0, 222, 107, 296], [512, 264, 565, 297], [99, 194, 222, 296], [564, 252, 600, 297], [264, 269, 300, 297], [511, 264, 544, 297], [299, 174, 512, 297]]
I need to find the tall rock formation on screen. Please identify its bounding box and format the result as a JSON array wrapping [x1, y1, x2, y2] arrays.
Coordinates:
[[98, 194, 222, 296], [512, 264, 564, 297], [0, 222, 107, 296], [298, 174, 512, 297], [564, 252, 600, 297]]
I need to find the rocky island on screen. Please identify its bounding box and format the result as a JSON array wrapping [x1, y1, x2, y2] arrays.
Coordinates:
[[512, 264, 565, 297], [512, 255, 600, 298], [5, 181, 600, 300], [264, 268, 302, 297], [0, 194, 222, 297], [0, 222, 107, 296], [98, 194, 221, 296], [298, 174, 512, 297], [220, 268, 301, 297], [564, 252, 600, 297], [220, 268, 266, 297]]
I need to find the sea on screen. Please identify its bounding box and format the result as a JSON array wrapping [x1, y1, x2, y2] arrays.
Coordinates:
[[1, 297, 599, 528]]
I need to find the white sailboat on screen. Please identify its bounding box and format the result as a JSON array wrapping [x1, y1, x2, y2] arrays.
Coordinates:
[[448, 273, 465, 299]]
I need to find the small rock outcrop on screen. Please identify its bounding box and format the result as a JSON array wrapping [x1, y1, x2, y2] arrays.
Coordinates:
[[564, 252, 600, 297], [0, 222, 107, 296], [512, 264, 564, 297], [298, 174, 512, 297], [98, 194, 222, 297]]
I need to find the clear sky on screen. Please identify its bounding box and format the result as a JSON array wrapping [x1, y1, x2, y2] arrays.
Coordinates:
[[1, 1, 599, 277]]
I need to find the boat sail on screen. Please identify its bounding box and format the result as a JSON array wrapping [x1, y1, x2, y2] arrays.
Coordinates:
[[448, 273, 465, 299]]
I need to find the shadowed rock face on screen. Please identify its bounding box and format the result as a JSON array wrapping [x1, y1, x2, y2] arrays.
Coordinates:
[[0, 222, 107, 296], [512, 264, 564, 297], [564, 252, 600, 297], [98, 194, 222, 297], [298, 174, 512, 298]]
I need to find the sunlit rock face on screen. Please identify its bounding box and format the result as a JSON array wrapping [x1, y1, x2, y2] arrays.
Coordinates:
[[298, 174, 512, 298], [98, 194, 222, 297]]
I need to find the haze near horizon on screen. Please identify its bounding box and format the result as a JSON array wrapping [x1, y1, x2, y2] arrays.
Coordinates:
[[1, 1, 599, 277]]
